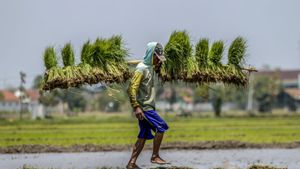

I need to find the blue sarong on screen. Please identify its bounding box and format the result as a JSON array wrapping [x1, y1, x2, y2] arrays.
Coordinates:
[[138, 110, 169, 140]]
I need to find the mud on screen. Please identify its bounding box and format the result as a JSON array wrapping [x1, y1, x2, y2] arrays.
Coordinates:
[[1, 149, 298, 169], [1, 141, 300, 154]]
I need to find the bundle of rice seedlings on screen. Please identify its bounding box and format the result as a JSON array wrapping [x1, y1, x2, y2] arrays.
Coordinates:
[[228, 36, 246, 67], [42, 46, 65, 90], [107, 35, 131, 82], [209, 41, 224, 65], [44, 46, 58, 70], [61, 43, 75, 66], [195, 38, 209, 67], [78, 35, 130, 85], [226, 37, 248, 86], [184, 56, 199, 82], [60, 43, 84, 88], [81, 40, 93, 64], [160, 31, 192, 81], [194, 38, 210, 83], [207, 40, 225, 82], [79, 41, 96, 84]]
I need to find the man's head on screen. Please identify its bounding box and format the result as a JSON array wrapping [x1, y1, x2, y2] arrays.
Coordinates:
[[153, 43, 166, 72]]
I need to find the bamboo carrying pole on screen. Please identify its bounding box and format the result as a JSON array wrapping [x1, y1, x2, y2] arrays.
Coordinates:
[[127, 60, 257, 72]]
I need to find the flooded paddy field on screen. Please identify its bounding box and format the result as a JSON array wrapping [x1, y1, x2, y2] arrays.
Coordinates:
[[1, 149, 299, 169]]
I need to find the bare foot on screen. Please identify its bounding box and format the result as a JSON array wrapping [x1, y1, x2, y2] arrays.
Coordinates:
[[126, 163, 141, 169], [150, 156, 169, 165]]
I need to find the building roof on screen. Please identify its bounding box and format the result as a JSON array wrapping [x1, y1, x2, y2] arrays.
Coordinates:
[[284, 88, 300, 100], [25, 90, 40, 101], [0, 89, 40, 102], [254, 69, 300, 81], [0, 90, 19, 102]]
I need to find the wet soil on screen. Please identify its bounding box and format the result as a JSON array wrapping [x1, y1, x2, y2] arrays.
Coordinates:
[[1, 141, 300, 154], [1, 149, 298, 169]]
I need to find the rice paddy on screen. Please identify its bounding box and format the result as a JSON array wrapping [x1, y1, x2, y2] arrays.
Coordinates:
[[0, 114, 300, 147]]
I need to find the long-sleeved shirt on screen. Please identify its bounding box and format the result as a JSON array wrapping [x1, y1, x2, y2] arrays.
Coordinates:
[[127, 42, 158, 111]]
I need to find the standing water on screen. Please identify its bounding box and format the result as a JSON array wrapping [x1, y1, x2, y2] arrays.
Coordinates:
[[0, 149, 299, 169]]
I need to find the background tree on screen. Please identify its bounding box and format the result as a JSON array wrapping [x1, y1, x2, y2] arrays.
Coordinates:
[[253, 72, 281, 113], [193, 85, 210, 103], [32, 75, 43, 89], [210, 85, 224, 117], [0, 92, 4, 101]]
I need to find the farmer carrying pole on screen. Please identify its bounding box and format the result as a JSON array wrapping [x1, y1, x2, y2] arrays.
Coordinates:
[[126, 42, 169, 169]]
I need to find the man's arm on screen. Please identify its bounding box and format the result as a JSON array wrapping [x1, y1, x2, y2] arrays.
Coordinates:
[[127, 70, 144, 120], [127, 70, 143, 108]]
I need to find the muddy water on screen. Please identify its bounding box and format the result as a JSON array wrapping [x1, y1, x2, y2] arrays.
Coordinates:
[[1, 149, 299, 169]]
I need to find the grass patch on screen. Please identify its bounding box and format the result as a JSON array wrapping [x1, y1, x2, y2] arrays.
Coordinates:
[[0, 114, 299, 147]]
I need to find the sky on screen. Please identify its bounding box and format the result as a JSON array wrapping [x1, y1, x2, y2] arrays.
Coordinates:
[[0, 0, 300, 88]]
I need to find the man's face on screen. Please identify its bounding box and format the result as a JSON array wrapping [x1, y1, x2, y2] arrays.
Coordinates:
[[153, 54, 163, 73]]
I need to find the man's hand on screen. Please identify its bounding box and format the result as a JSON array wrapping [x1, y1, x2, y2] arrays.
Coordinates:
[[134, 107, 144, 120]]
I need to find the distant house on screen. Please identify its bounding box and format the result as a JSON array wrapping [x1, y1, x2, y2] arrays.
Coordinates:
[[254, 69, 300, 88], [25, 90, 40, 102], [0, 89, 44, 118], [283, 88, 300, 108], [284, 88, 300, 100], [0, 90, 20, 112], [254, 69, 300, 109]]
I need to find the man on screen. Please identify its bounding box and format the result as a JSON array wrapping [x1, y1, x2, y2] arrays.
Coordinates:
[[126, 42, 169, 169]]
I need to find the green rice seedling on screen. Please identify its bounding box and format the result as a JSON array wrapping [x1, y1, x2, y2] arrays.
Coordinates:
[[225, 37, 248, 86], [228, 36, 247, 68], [61, 43, 75, 67], [193, 38, 211, 83], [185, 56, 199, 81], [159, 63, 171, 82], [42, 35, 130, 90], [78, 35, 129, 85], [77, 63, 93, 83], [209, 40, 224, 66], [91, 37, 108, 68], [91, 66, 106, 84], [80, 41, 98, 85], [43, 66, 66, 90], [42, 46, 66, 90], [106, 35, 130, 83], [206, 40, 225, 83], [195, 38, 209, 68], [224, 65, 248, 86], [62, 66, 83, 88], [81, 40, 93, 64], [60, 43, 81, 88], [43, 46, 58, 70], [161, 31, 192, 81]]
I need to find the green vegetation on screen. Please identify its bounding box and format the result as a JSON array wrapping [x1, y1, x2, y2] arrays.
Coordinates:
[[159, 31, 249, 86], [41, 32, 253, 90], [225, 36, 248, 86], [161, 30, 193, 81], [0, 114, 299, 147], [42, 35, 130, 91], [43, 46, 58, 70], [61, 43, 75, 67], [209, 41, 224, 65], [228, 36, 247, 68], [195, 38, 209, 68], [80, 40, 93, 64]]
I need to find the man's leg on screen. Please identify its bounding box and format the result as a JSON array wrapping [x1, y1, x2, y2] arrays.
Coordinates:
[[127, 138, 146, 168], [151, 132, 168, 164]]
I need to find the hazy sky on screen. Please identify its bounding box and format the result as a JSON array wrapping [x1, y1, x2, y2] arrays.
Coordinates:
[[1, 0, 300, 88]]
